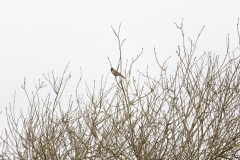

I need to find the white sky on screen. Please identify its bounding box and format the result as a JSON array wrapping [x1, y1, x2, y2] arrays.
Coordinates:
[[0, 0, 240, 130]]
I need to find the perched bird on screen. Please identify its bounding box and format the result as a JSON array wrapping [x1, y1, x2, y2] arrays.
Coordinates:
[[111, 68, 125, 78]]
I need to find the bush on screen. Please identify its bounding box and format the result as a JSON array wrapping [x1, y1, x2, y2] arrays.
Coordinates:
[[1, 20, 240, 159]]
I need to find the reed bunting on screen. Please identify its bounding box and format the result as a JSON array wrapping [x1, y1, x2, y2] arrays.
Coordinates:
[[111, 68, 125, 78]]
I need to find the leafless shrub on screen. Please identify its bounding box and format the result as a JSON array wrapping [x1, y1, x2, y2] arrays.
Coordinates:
[[1, 20, 240, 159]]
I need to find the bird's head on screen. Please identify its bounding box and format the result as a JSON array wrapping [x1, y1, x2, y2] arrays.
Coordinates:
[[110, 68, 114, 71]]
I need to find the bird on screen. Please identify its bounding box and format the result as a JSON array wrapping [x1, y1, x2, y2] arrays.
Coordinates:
[[111, 68, 125, 78]]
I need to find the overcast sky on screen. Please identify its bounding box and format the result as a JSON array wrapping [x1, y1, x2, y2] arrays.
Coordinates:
[[0, 1, 240, 129]]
